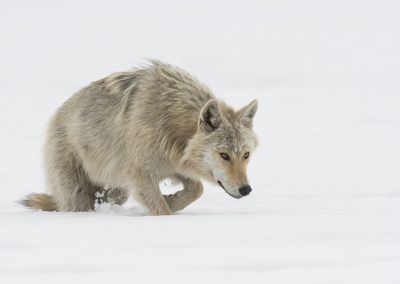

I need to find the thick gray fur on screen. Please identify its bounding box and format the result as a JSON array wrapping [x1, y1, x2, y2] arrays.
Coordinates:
[[24, 60, 258, 215]]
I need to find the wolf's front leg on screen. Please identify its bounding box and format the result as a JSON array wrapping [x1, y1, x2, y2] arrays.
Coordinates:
[[164, 175, 203, 212], [133, 175, 172, 216]]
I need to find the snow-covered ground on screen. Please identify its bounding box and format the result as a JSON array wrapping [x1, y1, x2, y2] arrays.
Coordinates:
[[1, 1, 399, 283]]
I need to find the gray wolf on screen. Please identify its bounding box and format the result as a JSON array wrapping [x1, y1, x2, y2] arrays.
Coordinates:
[[22, 60, 258, 215]]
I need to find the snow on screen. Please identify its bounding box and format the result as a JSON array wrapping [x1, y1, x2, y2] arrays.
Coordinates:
[[1, 0, 399, 283]]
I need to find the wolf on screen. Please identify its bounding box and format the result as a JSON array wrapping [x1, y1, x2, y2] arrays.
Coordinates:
[[22, 60, 258, 215]]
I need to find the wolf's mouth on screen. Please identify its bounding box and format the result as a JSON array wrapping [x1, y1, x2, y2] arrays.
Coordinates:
[[217, 180, 241, 199]]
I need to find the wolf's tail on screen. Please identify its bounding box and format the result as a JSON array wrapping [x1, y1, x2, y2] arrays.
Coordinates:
[[20, 193, 57, 211]]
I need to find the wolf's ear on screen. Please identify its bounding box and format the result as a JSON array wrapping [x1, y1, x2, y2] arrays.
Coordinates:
[[199, 99, 221, 132], [239, 99, 258, 128]]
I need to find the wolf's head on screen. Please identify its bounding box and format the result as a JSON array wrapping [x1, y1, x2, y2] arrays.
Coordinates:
[[182, 99, 258, 199]]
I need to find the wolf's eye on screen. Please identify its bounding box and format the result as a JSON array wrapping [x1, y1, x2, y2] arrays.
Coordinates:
[[220, 153, 230, 161], [244, 152, 250, 159]]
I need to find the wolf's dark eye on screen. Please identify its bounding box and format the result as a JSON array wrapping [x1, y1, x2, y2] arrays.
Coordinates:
[[220, 153, 230, 161], [244, 152, 250, 159]]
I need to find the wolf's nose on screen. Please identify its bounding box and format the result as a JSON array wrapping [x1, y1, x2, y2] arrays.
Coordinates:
[[239, 185, 252, 196]]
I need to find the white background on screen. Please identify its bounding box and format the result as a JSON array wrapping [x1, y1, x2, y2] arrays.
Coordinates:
[[1, 1, 399, 283]]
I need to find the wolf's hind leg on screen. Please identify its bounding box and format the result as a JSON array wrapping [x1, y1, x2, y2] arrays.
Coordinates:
[[46, 154, 102, 212], [164, 175, 203, 212]]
